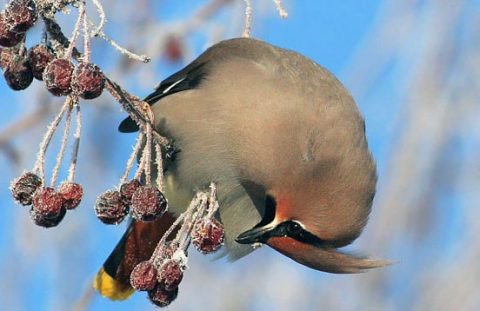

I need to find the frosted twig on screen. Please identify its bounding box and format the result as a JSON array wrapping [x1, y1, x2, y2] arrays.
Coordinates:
[[91, 0, 106, 36], [206, 182, 220, 218], [273, 0, 288, 18], [67, 100, 81, 182], [120, 134, 144, 184], [178, 193, 209, 250], [33, 99, 70, 182], [50, 99, 73, 188], [65, 2, 85, 59], [134, 133, 147, 181], [154, 143, 165, 192], [242, 0, 253, 38], [95, 28, 150, 63], [144, 122, 153, 186], [82, 12, 91, 62]]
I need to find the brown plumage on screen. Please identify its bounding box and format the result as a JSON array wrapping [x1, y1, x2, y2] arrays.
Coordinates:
[[97, 37, 387, 300]]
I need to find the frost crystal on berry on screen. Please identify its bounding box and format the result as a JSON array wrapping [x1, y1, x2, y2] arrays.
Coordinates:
[[130, 261, 158, 291], [94, 190, 128, 224], [5, 0, 38, 33], [131, 186, 167, 222], [71, 63, 105, 99], [4, 54, 33, 90], [28, 44, 54, 80], [10, 172, 42, 206], [148, 285, 178, 308], [43, 58, 74, 96], [58, 182, 83, 210], [30, 205, 66, 228], [0, 14, 24, 47], [0, 47, 13, 68], [191, 218, 225, 254], [32, 187, 64, 220], [119, 179, 141, 205], [158, 260, 183, 291]]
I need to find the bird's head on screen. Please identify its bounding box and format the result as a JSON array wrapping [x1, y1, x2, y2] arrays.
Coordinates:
[[235, 176, 389, 273]]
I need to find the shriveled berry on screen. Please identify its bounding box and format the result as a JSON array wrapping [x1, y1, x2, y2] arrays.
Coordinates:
[[30, 205, 66, 228], [0, 14, 24, 47], [191, 218, 225, 254], [32, 187, 64, 219], [159, 260, 183, 291], [94, 190, 128, 224], [58, 182, 83, 210], [148, 285, 178, 308], [119, 179, 141, 204], [131, 186, 167, 222], [43, 58, 74, 96], [5, 0, 38, 32], [130, 261, 158, 291], [28, 44, 54, 80], [4, 54, 33, 90], [71, 63, 105, 99], [10, 172, 42, 206]]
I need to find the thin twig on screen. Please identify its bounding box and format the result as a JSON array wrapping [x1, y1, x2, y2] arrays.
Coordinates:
[[50, 99, 73, 187], [120, 133, 144, 184], [91, 0, 107, 36], [242, 0, 253, 38], [273, 0, 288, 18], [65, 2, 85, 59], [67, 99, 81, 182], [95, 29, 150, 63], [144, 123, 153, 186], [155, 143, 165, 192]]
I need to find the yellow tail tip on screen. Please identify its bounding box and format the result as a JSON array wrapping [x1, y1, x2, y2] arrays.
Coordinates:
[[93, 268, 135, 301]]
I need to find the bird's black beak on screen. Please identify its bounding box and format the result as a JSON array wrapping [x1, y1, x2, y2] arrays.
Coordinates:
[[236, 223, 277, 244]]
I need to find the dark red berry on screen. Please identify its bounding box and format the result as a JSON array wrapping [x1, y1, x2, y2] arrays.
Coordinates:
[[30, 205, 66, 228], [43, 58, 74, 96], [191, 218, 225, 254], [94, 190, 128, 224], [160, 242, 180, 260], [0, 14, 24, 47], [131, 186, 167, 222], [32, 187, 64, 220], [130, 261, 158, 291], [119, 179, 141, 204], [71, 63, 105, 99], [5, 0, 38, 32], [159, 260, 183, 291], [28, 44, 54, 80], [148, 285, 178, 308], [10, 172, 42, 206], [58, 182, 83, 210], [4, 54, 33, 90]]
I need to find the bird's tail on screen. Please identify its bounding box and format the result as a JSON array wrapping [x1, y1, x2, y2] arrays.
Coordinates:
[[93, 213, 177, 300]]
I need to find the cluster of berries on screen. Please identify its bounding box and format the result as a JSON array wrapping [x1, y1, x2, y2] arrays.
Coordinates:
[[129, 185, 225, 307], [10, 171, 83, 227], [0, 0, 105, 99]]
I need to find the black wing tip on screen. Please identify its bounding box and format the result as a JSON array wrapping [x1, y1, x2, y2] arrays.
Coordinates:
[[118, 117, 139, 133]]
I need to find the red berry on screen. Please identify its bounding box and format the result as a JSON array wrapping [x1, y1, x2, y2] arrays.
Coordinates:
[[10, 172, 42, 206], [58, 182, 83, 210], [158, 260, 183, 291], [191, 218, 225, 254], [148, 285, 178, 308], [160, 242, 179, 260], [32, 187, 64, 220], [94, 190, 128, 224], [119, 179, 141, 204], [164, 35, 183, 62], [0, 14, 24, 47], [43, 58, 74, 96], [131, 186, 167, 222], [130, 261, 158, 291], [28, 44, 54, 80], [4, 54, 33, 90], [71, 63, 105, 99], [5, 0, 38, 32], [30, 205, 66, 228]]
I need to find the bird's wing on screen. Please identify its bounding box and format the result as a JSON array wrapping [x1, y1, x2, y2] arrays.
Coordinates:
[[118, 61, 209, 133]]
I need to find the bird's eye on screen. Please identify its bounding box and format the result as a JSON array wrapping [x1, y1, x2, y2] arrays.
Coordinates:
[[287, 221, 303, 235]]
